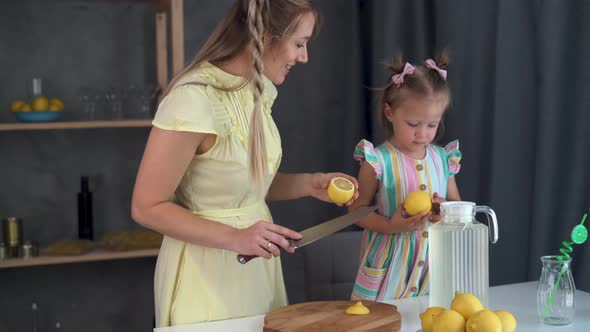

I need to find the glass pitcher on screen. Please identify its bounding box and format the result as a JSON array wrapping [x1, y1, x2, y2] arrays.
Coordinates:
[[537, 255, 575, 325], [429, 201, 499, 307]]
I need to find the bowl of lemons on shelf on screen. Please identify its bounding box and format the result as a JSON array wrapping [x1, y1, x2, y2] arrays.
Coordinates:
[[9, 96, 65, 122]]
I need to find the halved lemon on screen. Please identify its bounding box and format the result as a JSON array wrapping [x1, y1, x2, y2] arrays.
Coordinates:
[[327, 177, 355, 205]]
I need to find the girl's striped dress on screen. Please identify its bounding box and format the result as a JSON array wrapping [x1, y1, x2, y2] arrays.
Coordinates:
[[351, 139, 461, 301]]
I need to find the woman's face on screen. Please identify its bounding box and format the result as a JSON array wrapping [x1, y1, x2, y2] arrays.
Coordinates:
[[262, 12, 315, 84]]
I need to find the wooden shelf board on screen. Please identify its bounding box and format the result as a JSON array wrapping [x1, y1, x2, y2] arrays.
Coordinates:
[[0, 120, 152, 131], [0, 248, 159, 269]]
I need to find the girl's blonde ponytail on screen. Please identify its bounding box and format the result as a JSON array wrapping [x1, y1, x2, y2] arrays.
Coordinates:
[[247, 0, 268, 197]]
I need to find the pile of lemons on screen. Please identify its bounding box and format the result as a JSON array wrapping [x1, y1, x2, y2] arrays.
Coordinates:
[[420, 291, 516, 332], [10, 96, 64, 112]]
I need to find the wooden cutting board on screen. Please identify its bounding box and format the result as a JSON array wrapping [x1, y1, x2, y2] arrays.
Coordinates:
[[263, 300, 401, 332]]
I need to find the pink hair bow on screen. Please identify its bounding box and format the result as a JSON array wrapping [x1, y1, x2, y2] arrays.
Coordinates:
[[425, 59, 447, 80], [391, 62, 415, 87]]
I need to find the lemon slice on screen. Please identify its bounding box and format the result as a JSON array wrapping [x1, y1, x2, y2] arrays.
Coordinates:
[[327, 177, 355, 205], [345, 301, 370, 315]]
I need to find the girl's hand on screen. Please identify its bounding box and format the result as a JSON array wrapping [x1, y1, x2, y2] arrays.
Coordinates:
[[308, 172, 359, 206], [387, 204, 430, 233], [429, 192, 447, 223], [233, 221, 302, 259]]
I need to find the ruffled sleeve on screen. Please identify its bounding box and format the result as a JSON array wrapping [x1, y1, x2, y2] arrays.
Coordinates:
[[444, 140, 462, 176], [353, 139, 382, 180], [152, 84, 218, 135]]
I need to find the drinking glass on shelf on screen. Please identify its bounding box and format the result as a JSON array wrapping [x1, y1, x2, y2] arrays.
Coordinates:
[[77, 87, 102, 121], [105, 87, 126, 120]]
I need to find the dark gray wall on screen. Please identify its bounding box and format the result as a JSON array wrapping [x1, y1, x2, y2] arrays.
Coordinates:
[[0, 1, 364, 331]]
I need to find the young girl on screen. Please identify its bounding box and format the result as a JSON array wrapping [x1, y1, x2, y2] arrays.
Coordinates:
[[349, 55, 462, 301]]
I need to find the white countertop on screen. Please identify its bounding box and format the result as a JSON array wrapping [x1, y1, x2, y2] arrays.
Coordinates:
[[155, 281, 590, 332]]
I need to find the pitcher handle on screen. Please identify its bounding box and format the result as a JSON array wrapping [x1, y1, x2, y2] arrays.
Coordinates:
[[475, 205, 499, 243]]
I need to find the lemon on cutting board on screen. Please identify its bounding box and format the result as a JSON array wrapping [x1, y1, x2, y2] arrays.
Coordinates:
[[403, 190, 432, 216], [327, 177, 355, 206], [345, 301, 370, 315], [450, 291, 484, 320], [419, 306, 445, 332], [432, 309, 465, 332]]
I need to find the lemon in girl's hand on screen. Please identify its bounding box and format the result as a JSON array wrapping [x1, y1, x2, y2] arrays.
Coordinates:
[[403, 190, 432, 216], [494, 310, 517, 332], [466, 309, 502, 332], [420, 306, 445, 332], [432, 309, 465, 332], [327, 177, 355, 206]]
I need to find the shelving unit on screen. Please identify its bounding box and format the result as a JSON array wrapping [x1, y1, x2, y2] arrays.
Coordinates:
[[0, 119, 152, 131], [0, 248, 159, 269]]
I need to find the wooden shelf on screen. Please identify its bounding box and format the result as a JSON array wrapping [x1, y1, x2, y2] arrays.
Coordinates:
[[0, 248, 159, 269], [0, 120, 152, 131]]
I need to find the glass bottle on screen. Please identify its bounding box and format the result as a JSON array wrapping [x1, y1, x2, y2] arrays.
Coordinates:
[[537, 255, 575, 325]]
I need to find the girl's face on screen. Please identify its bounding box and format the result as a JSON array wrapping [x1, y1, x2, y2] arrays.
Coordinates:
[[262, 12, 315, 84], [385, 95, 448, 158]]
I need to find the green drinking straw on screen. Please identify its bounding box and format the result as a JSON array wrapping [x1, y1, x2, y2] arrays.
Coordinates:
[[540, 209, 589, 320]]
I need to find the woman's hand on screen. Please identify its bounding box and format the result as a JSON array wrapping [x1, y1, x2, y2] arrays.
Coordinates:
[[308, 172, 359, 206], [386, 204, 430, 233], [232, 221, 302, 259], [429, 192, 447, 223]]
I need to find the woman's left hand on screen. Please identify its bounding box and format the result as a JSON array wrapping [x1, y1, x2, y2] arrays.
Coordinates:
[[308, 172, 359, 206]]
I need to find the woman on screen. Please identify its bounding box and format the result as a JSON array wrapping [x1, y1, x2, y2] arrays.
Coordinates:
[[131, 0, 358, 327]]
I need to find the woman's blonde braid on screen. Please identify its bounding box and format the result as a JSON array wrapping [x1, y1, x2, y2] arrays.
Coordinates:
[[247, 0, 268, 197]]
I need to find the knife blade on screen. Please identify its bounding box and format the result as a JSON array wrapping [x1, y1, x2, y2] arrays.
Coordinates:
[[237, 205, 377, 264]]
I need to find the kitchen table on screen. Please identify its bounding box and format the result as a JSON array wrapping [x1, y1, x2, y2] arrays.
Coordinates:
[[154, 281, 590, 331]]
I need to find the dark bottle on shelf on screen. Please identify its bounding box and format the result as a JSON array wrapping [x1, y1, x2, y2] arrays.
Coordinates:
[[77, 176, 94, 241]]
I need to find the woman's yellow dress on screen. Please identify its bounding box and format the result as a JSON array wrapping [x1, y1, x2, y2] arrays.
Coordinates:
[[151, 62, 287, 327]]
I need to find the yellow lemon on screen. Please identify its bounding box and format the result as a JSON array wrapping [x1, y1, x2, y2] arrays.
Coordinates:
[[419, 306, 445, 332], [466, 309, 502, 332], [19, 103, 33, 112], [10, 99, 26, 112], [32, 96, 50, 111], [403, 190, 432, 216], [327, 177, 355, 205], [49, 103, 63, 112], [494, 310, 517, 332], [450, 291, 484, 321], [432, 309, 465, 332], [345, 301, 370, 315], [49, 98, 64, 110]]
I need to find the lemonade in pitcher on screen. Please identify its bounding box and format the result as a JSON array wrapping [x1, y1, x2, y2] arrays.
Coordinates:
[[429, 201, 499, 307]]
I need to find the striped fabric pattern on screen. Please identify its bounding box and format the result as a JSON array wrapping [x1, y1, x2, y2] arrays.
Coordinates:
[[351, 139, 461, 301]]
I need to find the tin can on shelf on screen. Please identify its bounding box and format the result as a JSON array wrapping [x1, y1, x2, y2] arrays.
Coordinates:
[[0, 242, 7, 260], [22, 241, 39, 259], [2, 217, 23, 258], [2, 217, 23, 247]]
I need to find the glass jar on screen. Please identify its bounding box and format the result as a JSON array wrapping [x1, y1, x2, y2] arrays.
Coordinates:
[[537, 255, 575, 325]]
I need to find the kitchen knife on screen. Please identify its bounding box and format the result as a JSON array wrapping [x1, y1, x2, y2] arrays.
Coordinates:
[[237, 205, 377, 264]]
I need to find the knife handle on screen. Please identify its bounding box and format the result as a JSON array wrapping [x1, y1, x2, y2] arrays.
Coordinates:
[[236, 238, 298, 264], [237, 254, 257, 264]]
